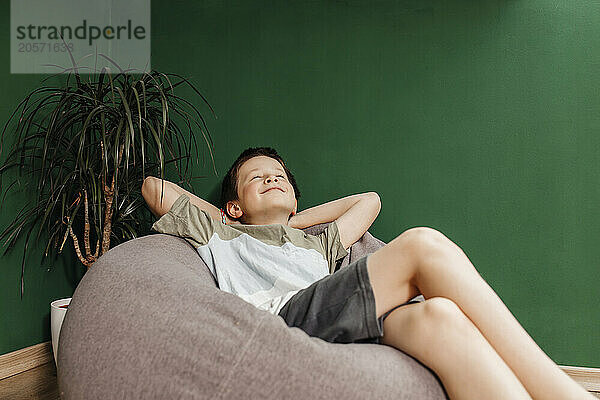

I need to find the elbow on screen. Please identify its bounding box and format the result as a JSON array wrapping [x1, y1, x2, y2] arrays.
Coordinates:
[[367, 192, 381, 220], [142, 176, 156, 198], [143, 175, 159, 185], [142, 176, 167, 196], [366, 192, 381, 212], [141, 177, 164, 218]]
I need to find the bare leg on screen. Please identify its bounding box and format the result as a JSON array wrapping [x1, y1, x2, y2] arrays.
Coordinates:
[[366, 227, 593, 400], [381, 298, 532, 399]]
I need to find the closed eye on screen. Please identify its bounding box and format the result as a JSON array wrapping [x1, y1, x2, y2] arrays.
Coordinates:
[[251, 174, 285, 180]]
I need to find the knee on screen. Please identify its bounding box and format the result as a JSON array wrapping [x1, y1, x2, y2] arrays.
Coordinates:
[[401, 226, 449, 246], [421, 297, 474, 333], [395, 226, 464, 259], [394, 297, 477, 350]]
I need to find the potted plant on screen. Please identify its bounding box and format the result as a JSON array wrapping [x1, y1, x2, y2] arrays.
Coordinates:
[[0, 52, 217, 361]]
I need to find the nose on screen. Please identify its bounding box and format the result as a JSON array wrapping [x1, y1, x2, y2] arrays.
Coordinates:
[[265, 176, 278, 183]]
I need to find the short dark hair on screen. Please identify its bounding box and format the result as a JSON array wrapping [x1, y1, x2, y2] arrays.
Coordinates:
[[220, 147, 301, 218]]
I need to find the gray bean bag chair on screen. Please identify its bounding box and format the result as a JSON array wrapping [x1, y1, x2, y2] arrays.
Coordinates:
[[57, 223, 447, 399]]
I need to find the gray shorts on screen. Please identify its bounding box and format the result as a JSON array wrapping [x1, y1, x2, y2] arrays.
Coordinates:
[[277, 254, 421, 344]]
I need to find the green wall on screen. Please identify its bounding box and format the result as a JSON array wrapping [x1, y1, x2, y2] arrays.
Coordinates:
[[1, 0, 598, 368]]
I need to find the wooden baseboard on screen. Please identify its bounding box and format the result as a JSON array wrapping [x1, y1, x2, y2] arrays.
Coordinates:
[[559, 365, 600, 392], [0, 360, 59, 400], [0, 342, 599, 395], [0, 342, 53, 380]]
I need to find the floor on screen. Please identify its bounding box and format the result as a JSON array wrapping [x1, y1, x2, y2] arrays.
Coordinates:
[[0, 360, 598, 399]]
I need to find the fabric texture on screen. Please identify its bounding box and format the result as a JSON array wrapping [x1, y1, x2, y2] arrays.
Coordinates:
[[57, 224, 447, 400], [151, 194, 348, 314], [278, 254, 422, 345]]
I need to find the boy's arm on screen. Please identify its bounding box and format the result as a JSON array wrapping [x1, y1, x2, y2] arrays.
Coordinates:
[[289, 192, 381, 250], [141, 176, 228, 223]]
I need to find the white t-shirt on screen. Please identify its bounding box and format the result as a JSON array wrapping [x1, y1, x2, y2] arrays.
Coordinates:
[[151, 194, 348, 315]]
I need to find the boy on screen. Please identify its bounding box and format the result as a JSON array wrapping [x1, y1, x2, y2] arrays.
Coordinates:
[[144, 147, 384, 321], [143, 147, 592, 400]]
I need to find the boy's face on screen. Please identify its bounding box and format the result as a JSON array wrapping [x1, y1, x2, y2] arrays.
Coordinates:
[[230, 156, 297, 224]]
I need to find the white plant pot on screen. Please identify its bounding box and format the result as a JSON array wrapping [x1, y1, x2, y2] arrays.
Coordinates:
[[50, 297, 71, 366]]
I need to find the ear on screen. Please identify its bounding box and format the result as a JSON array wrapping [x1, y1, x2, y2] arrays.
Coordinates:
[[292, 198, 297, 215], [226, 201, 243, 219]]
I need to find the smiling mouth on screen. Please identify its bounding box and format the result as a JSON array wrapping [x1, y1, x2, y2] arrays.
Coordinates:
[[262, 187, 284, 194]]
